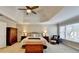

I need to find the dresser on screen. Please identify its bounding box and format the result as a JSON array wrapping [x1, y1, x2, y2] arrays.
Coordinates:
[[6, 27, 17, 46]]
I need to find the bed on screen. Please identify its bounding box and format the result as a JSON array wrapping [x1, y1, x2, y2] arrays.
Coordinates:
[[20, 32, 48, 53]]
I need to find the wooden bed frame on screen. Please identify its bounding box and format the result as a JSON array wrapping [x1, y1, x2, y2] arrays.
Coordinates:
[[21, 32, 46, 53], [25, 44, 43, 53]]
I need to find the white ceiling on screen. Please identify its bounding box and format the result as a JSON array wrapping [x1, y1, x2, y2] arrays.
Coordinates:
[[42, 6, 79, 24], [15, 6, 63, 24], [0, 6, 79, 24]]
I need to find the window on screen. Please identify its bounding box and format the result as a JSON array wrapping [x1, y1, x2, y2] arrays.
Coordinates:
[[65, 25, 73, 40], [59, 26, 66, 39], [59, 23, 79, 42]]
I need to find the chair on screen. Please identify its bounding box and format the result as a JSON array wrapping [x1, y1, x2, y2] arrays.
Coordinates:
[[50, 35, 60, 44]]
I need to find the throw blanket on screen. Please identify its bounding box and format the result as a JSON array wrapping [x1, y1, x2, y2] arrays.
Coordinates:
[[20, 37, 48, 49]]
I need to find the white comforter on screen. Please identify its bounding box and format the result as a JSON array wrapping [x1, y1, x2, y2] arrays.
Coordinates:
[[20, 37, 49, 47]]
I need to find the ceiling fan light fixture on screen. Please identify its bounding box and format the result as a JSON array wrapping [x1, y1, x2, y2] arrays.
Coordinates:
[[18, 6, 39, 14], [26, 9, 32, 13]]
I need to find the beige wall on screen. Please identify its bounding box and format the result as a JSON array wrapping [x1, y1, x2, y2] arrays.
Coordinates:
[[0, 22, 6, 48], [0, 15, 57, 42], [16, 24, 23, 42], [0, 16, 17, 48], [0, 16, 16, 28], [17, 24, 57, 41]]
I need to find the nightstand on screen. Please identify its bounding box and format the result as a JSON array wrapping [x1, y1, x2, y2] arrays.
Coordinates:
[[21, 36, 27, 41], [43, 36, 49, 42]]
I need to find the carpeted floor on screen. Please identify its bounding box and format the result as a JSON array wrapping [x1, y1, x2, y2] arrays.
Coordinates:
[[0, 42, 79, 53]]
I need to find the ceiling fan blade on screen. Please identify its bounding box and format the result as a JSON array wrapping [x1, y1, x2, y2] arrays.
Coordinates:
[[18, 8, 26, 10], [26, 6, 31, 9], [32, 11, 37, 14], [31, 6, 39, 9]]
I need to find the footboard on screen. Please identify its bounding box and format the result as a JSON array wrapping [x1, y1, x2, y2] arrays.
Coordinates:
[[25, 44, 43, 53]]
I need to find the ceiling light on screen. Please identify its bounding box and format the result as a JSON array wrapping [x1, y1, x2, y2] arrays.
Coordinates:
[[26, 9, 32, 13]]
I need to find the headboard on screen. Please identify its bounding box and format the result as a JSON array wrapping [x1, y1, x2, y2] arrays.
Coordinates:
[[27, 32, 43, 37]]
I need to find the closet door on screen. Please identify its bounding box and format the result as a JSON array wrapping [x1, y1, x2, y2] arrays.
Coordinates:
[[0, 22, 6, 48]]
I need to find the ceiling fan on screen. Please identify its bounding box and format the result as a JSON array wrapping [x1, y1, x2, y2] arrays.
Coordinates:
[[18, 6, 39, 15]]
